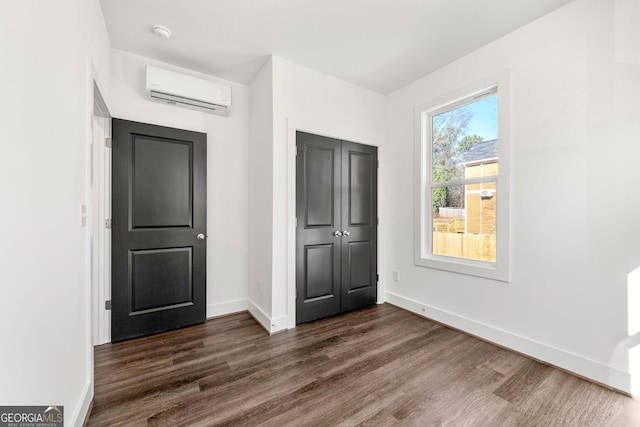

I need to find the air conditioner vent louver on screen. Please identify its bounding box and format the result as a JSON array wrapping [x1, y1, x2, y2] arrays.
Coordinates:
[[149, 91, 229, 115], [145, 65, 231, 116]]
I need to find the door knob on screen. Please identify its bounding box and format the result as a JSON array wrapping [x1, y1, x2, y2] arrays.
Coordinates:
[[333, 231, 343, 237], [196, 233, 207, 240], [342, 230, 350, 236]]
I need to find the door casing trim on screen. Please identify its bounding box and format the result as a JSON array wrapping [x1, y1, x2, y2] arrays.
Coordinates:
[[91, 81, 112, 346]]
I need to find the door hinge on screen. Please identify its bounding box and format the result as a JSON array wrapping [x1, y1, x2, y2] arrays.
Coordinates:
[[105, 300, 112, 310], [377, 274, 379, 282], [105, 219, 112, 229], [295, 217, 298, 228], [105, 137, 112, 148]]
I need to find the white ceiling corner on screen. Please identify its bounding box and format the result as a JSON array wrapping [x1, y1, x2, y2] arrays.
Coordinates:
[[100, 0, 575, 94]]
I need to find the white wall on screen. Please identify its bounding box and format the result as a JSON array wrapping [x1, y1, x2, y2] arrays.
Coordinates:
[[249, 56, 385, 332], [0, 0, 111, 424], [4, 3, 636, 423], [110, 50, 250, 319], [248, 56, 387, 331], [248, 58, 275, 322], [385, 0, 640, 395]]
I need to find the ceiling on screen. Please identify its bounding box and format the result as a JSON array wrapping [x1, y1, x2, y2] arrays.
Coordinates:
[[100, 0, 574, 94]]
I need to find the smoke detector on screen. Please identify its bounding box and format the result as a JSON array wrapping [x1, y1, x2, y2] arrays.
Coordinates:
[[152, 24, 172, 39]]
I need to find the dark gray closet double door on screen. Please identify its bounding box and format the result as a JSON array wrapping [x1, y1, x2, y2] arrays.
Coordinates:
[[296, 132, 378, 324]]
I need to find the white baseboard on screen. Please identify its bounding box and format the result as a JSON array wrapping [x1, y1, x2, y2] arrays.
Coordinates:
[[246, 300, 289, 334], [70, 379, 93, 427], [206, 299, 248, 319], [385, 291, 633, 395], [270, 315, 288, 333], [247, 300, 272, 333]]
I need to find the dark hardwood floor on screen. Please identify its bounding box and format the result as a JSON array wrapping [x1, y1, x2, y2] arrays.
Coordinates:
[[88, 304, 640, 426]]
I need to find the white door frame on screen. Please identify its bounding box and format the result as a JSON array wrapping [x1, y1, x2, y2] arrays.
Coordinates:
[[91, 82, 112, 345]]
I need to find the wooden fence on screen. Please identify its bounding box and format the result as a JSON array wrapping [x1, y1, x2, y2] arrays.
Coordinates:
[[432, 232, 495, 262]]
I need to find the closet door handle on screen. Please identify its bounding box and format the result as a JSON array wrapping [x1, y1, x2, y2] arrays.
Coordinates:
[[333, 230, 343, 237], [342, 230, 350, 236]]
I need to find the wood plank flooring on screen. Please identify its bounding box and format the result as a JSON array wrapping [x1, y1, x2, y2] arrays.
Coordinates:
[[87, 304, 640, 426]]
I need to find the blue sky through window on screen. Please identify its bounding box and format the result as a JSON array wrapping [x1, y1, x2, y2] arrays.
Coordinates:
[[465, 94, 498, 141]]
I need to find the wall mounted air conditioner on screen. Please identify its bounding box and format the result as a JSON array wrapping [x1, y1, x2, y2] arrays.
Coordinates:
[[480, 189, 495, 199], [145, 65, 231, 116]]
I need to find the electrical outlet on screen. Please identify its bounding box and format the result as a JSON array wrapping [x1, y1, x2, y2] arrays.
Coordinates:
[[393, 270, 400, 282]]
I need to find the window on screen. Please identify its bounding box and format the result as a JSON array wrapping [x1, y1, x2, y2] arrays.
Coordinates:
[[415, 74, 509, 281]]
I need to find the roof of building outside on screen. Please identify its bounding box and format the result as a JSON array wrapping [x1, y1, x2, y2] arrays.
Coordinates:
[[460, 139, 498, 165]]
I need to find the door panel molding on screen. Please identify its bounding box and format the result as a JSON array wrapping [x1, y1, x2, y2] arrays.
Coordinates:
[[303, 244, 336, 300], [130, 135, 194, 229], [304, 145, 336, 228], [346, 240, 372, 292], [346, 150, 374, 227], [129, 247, 194, 314]]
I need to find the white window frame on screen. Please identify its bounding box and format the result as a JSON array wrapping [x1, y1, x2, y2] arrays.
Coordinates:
[[414, 72, 510, 281]]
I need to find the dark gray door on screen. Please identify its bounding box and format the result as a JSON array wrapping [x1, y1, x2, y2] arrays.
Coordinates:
[[339, 141, 378, 313], [296, 132, 377, 324], [111, 119, 206, 342]]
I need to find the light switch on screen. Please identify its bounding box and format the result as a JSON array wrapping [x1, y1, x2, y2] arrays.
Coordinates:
[[81, 204, 87, 227]]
